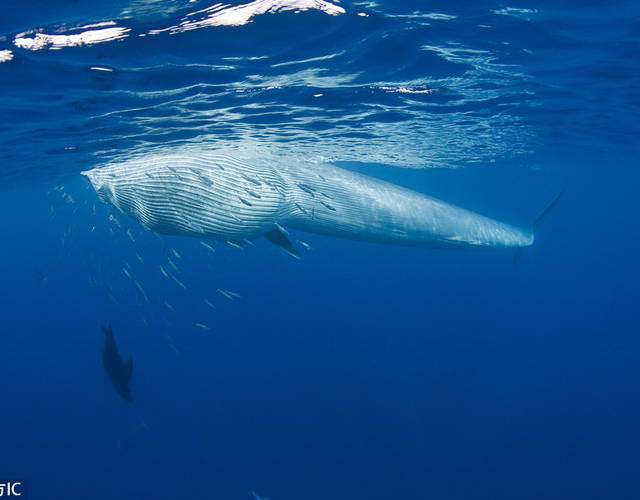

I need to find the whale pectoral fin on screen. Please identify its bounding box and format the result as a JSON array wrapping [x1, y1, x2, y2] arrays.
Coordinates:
[[124, 356, 133, 383], [265, 227, 300, 259]]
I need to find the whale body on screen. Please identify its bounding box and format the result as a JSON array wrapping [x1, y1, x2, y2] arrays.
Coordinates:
[[82, 150, 533, 251]]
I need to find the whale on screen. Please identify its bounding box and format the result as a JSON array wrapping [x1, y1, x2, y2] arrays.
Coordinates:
[[82, 149, 538, 255]]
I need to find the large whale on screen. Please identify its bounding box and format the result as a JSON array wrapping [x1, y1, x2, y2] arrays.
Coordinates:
[[82, 150, 542, 256]]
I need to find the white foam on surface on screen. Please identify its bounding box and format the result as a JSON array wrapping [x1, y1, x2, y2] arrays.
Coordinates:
[[0, 50, 13, 63], [76, 21, 118, 30], [379, 86, 436, 95], [492, 7, 539, 20], [14, 27, 130, 51], [271, 51, 344, 68], [149, 0, 345, 34]]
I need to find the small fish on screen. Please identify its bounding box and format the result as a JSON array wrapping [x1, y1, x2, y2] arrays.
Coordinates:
[[217, 288, 241, 300], [167, 256, 180, 273], [238, 197, 253, 207], [245, 188, 262, 199], [135, 252, 144, 264], [134, 280, 148, 302], [298, 183, 316, 196], [320, 200, 337, 211], [198, 174, 213, 186], [126, 229, 135, 243], [170, 248, 182, 260], [164, 301, 175, 313], [171, 273, 187, 290], [200, 241, 216, 253], [159, 265, 170, 279], [241, 173, 261, 186], [294, 203, 308, 214], [321, 192, 333, 200], [167, 342, 181, 357], [225, 240, 244, 250], [297, 240, 312, 250], [204, 298, 216, 310], [185, 219, 204, 233], [274, 222, 288, 235], [251, 491, 271, 500], [195, 323, 210, 331], [108, 214, 121, 228], [122, 267, 132, 280]]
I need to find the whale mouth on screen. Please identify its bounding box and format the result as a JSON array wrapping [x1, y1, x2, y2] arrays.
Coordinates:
[[81, 168, 112, 204], [81, 168, 101, 190]]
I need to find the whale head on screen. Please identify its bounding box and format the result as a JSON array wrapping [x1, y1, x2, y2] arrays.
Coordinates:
[[81, 152, 291, 240], [81, 167, 116, 205]]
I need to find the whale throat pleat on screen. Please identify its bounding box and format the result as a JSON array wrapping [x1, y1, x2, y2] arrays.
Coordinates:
[[83, 152, 290, 240]]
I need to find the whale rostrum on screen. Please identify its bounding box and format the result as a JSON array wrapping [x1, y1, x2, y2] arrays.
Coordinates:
[[82, 150, 534, 252]]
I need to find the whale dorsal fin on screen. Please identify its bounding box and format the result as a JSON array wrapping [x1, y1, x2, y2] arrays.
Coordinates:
[[124, 357, 133, 383], [265, 227, 299, 259]]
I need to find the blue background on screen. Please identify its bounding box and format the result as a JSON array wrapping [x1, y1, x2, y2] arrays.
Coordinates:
[[1, 1, 639, 499]]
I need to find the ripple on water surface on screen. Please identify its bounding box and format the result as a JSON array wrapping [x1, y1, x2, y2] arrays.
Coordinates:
[[3, 0, 635, 181]]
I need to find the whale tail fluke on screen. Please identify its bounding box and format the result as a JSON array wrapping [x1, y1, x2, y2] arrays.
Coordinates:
[[533, 189, 564, 233], [513, 190, 564, 266]]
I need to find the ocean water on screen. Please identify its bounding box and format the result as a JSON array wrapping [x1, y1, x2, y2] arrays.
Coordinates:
[[1, 1, 639, 499]]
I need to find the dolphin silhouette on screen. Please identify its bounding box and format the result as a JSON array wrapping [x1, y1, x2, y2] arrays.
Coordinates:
[[82, 149, 537, 254], [102, 324, 134, 403]]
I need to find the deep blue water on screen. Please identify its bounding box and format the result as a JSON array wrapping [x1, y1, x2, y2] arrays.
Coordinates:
[[1, 1, 639, 499]]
